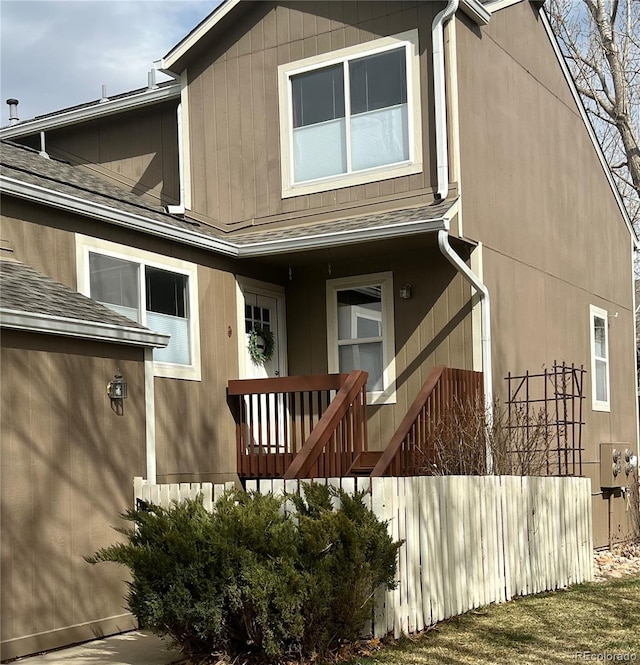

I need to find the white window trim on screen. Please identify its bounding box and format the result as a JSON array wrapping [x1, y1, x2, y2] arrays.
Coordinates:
[[278, 30, 422, 199], [589, 304, 610, 412], [75, 234, 201, 381], [326, 272, 396, 405]]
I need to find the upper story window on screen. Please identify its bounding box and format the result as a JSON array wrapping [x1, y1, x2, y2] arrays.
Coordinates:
[[589, 305, 610, 411], [326, 272, 396, 405], [76, 235, 201, 380], [279, 30, 422, 198]]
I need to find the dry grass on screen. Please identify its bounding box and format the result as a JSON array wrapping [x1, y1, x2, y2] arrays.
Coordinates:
[[340, 576, 640, 665]]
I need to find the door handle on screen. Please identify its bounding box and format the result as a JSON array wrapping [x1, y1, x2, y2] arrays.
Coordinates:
[[275, 370, 280, 376]]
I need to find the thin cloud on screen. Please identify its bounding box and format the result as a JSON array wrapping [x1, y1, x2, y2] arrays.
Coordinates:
[[0, 0, 217, 123]]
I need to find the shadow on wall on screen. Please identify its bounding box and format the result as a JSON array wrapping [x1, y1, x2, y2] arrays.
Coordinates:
[[0, 332, 147, 658]]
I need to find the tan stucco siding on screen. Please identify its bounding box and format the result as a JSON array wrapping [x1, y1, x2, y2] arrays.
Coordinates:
[[185, 0, 444, 226], [0, 333, 146, 660]]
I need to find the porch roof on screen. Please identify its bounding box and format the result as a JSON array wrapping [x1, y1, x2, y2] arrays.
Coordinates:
[[0, 257, 170, 348]]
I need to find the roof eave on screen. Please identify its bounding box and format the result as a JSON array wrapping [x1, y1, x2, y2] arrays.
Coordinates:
[[0, 84, 181, 139], [0, 308, 170, 347], [162, 0, 490, 74]]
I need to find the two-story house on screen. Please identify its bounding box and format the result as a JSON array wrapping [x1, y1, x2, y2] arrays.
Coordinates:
[[1, 0, 638, 659]]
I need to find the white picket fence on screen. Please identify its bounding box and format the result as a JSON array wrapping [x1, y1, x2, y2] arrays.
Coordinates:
[[133, 475, 593, 638]]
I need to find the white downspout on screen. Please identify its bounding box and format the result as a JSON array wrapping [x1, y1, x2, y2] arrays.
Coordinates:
[[433, 1, 494, 470], [167, 102, 185, 215], [432, 0, 458, 200], [438, 231, 494, 470]]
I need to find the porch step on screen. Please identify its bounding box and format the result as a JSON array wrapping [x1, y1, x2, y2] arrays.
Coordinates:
[[346, 451, 383, 476]]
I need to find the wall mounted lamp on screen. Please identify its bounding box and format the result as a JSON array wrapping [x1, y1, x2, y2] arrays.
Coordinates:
[[107, 372, 127, 415], [399, 284, 412, 299]]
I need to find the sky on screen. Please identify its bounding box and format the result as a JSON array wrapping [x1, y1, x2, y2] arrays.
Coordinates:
[[0, 0, 219, 125]]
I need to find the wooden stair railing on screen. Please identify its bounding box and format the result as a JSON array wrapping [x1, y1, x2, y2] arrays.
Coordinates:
[[228, 371, 368, 479], [371, 366, 483, 477], [283, 370, 368, 479]]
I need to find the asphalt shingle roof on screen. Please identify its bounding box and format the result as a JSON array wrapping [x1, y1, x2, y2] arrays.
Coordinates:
[[0, 140, 456, 252], [0, 258, 149, 330]]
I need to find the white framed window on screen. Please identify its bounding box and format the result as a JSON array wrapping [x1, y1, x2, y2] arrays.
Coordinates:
[[326, 272, 396, 405], [589, 305, 610, 411], [278, 30, 422, 198], [76, 235, 201, 381]]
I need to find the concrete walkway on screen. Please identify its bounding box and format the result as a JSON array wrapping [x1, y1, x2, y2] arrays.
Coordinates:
[[12, 631, 183, 665]]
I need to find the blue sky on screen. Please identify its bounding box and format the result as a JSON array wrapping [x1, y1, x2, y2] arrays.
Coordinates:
[[0, 0, 219, 124]]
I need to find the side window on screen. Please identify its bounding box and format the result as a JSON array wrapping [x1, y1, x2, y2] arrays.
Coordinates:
[[590, 305, 610, 411], [78, 236, 200, 380], [327, 273, 396, 404], [279, 30, 422, 197]]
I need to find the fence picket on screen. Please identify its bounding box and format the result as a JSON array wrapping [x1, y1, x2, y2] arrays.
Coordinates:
[[132, 474, 593, 639]]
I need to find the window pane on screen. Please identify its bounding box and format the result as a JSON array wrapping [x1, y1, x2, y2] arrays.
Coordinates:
[[337, 287, 382, 340], [595, 358, 608, 403], [350, 48, 406, 115], [339, 342, 383, 392], [293, 118, 347, 182], [593, 316, 606, 358], [89, 253, 139, 319], [146, 267, 187, 317], [292, 64, 345, 128], [147, 312, 190, 365], [351, 104, 409, 171]]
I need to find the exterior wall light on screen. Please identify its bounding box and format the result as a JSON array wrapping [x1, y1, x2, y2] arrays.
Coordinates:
[[107, 372, 127, 415], [400, 284, 412, 299]]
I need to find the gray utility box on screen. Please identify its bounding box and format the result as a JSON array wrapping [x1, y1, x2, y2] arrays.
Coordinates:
[[600, 443, 636, 488]]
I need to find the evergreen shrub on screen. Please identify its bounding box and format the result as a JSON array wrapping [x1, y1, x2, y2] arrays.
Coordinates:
[[86, 484, 401, 664]]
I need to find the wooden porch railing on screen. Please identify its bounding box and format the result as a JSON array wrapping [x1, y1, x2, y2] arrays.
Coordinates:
[[228, 371, 368, 480], [371, 366, 483, 477]]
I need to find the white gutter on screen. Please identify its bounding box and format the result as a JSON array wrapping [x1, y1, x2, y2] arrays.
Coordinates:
[[432, 0, 459, 200], [0, 175, 455, 258], [166, 102, 185, 215], [0, 308, 170, 348], [0, 84, 181, 139], [437, 230, 494, 471]]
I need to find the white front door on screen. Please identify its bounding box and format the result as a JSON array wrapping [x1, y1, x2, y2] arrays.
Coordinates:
[[237, 279, 288, 455]]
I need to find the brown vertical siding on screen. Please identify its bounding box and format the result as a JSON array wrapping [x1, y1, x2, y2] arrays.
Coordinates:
[[0, 333, 146, 660], [186, 1, 444, 226], [285, 243, 474, 451], [29, 101, 180, 207], [456, 3, 637, 544]]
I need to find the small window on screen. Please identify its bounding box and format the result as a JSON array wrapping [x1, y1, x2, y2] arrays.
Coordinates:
[[78, 235, 200, 380], [327, 273, 396, 404], [279, 30, 422, 198], [590, 305, 610, 411]]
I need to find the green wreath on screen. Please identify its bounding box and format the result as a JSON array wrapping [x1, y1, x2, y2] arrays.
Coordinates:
[[248, 325, 275, 364]]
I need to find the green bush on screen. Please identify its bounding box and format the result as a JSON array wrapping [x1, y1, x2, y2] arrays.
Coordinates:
[[86, 484, 401, 664]]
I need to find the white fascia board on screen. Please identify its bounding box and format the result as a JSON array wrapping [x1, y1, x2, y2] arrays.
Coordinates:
[[1, 174, 457, 257], [0, 176, 239, 257], [459, 0, 491, 25], [161, 0, 487, 73], [0, 84, 181, 139], [237, 218, 452, 257], [540, 10, 638, 248], [0, 308, 171, 348], [161, 0, 241, 72], [485, 0, 526, 14]]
